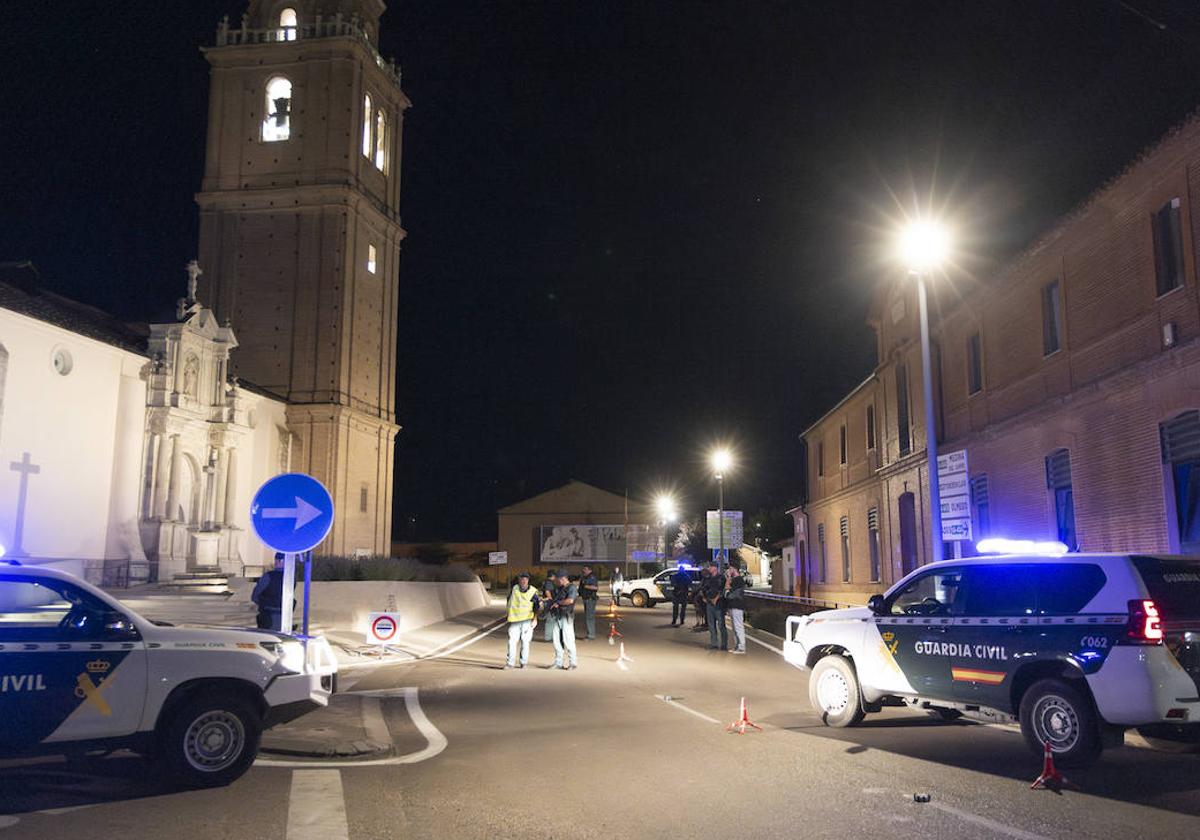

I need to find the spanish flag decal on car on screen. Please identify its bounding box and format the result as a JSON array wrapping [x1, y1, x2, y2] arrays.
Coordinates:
[[951, 667, 1006, 685]]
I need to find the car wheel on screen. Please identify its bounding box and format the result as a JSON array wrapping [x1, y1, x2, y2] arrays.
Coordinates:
[[630, 590, 649, 608], [1018, 678, 1101, 766], [808, 655, 866, 728], [158, 690, 261, 787]]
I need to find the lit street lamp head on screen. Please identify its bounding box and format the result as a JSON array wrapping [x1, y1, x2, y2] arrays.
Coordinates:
[[710, 448, 733, 478], [655, 494, 677, 523], [898, 219, 951, 274]]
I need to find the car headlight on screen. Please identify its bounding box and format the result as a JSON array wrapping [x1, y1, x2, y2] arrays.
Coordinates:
[[261, 640, 306, 674]]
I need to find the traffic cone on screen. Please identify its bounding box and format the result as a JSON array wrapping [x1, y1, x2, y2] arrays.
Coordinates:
[[1030, 741, 1078, 792], [616, 642, 633, 663], [608, 622, 623, 646], [726, 697, 763, 734], [604, 604, 624, 622]]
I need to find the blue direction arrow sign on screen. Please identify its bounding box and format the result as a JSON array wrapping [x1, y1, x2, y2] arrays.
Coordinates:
[[250, 473, 335, 553]]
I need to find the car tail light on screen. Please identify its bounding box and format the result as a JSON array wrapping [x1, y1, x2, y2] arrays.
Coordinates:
[[1125, 599, 1164, 645]]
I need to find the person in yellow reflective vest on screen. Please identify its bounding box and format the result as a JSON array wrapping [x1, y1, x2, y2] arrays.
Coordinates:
[[505, 571, 541, 669]]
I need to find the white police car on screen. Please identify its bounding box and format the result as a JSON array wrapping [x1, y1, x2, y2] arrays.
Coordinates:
[[0, 563, 337, 786], [614, 566, 701, 608], [784, 553, 1200, 765]]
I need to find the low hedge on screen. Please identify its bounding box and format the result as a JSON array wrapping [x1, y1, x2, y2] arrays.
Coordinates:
[[310, 555, 478, 583]]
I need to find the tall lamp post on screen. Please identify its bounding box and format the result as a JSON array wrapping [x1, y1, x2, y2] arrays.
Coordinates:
[[655, 494, 677, 574], [711, 449, 733, 569], [898, 220, 951, 565]]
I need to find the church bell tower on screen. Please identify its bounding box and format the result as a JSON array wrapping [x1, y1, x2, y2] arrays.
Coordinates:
[[196, 0, 408, 555]]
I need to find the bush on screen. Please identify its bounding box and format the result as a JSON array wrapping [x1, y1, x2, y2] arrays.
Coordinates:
[[310, 555, 477, 583]]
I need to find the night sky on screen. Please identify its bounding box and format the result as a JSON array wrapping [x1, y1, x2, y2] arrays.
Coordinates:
[[4, 1, 1200, 541]]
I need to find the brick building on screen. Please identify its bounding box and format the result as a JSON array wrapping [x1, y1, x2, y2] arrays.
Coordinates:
[[793, 111, 1200, 605]]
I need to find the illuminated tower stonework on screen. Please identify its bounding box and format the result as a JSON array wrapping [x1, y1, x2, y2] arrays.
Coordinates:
[[197, 1, 409, 554]]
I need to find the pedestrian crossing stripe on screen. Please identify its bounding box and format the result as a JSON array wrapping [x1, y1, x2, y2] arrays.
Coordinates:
[[951, 667, 1006, 684]]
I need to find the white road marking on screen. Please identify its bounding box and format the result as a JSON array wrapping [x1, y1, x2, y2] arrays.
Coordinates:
[[654, 694, 721, 724], [257, 687, 448, 769], [286, 770, 349, 840], [337, 618, 506, 672], [360, 696, 392, 749], [746, 633, 784, 655], [926, 799, 1051, 840]]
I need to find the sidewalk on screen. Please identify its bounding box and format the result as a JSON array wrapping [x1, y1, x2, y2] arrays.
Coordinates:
[[259, 601, 505, 759]]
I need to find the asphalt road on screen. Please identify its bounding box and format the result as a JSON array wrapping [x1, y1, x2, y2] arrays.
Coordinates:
[[2, 603, 1199, 839]]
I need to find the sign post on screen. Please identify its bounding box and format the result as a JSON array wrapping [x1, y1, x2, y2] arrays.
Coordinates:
[[489, 551, 508, 590], [937, 449, 972, 553], [250, 473, 335, 636]]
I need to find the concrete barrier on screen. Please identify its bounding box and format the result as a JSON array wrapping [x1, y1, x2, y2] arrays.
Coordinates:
[[300, 579, 490, 638]]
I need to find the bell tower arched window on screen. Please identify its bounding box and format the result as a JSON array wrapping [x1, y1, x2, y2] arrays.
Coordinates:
[[262, 77, 292, 142], [278, 8, 298, 41], [362, 94, 373, 157]]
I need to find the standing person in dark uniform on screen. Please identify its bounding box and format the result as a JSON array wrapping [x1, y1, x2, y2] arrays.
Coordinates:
[[670, 564, 692, 627], [547, 569, 579, 670], [702, 561, 728, 650], [541, 571, 557, 642], [579, 564, 599, 640], [725, 564, 748, 654], [692, 566, 710, 631], [252, 553, 286, 630]]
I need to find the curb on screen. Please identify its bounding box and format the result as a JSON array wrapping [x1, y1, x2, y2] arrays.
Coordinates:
[[259, 738, 393, 759]]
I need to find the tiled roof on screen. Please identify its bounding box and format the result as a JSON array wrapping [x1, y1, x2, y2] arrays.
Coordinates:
[[0, 264, 148, 356]]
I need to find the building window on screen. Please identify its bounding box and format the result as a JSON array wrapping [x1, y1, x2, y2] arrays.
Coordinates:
[[374, 109, 388, 171], [362, 94, 373, 157], [278, 8, 297, 41], [817, 524, 827, 583], [1160, 410, 1200, 552], [1045, 449, 1077, 551], [967, 332, 983, 395], [367, 243, 377, 274], [839, 516, 850, 582], [360, 484, 369, 513], [817, 441, 824, 477], [970, 474, 990, 541], [839, 425, 847, 465], [898, 491, 917, 575], [867, 507, 881, 582], [866, 404, 876, 451], [262, 76, 292, 142], [1042, 279, 1063, 356], [1153, 197, 1185, 297], [896, 363, 911, 456]]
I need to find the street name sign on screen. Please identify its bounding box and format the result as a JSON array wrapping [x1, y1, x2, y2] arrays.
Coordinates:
[[937, 449, 972, 542], [250, 472, 335, 554]]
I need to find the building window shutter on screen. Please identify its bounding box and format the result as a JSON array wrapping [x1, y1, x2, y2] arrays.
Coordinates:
[[1045, 449, 1072, 490], [1161, 410, 1200, 464]]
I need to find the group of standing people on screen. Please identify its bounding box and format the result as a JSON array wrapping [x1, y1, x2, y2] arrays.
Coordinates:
[[506, 565, 604, 670], [665, 561, 747, 653]]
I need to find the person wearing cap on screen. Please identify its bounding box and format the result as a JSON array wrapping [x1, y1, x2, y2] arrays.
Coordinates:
[[505, 571, 540, 669], [547, 568, 579, 669], [579, 564, 600, 640], [670, 563, 692, 626]]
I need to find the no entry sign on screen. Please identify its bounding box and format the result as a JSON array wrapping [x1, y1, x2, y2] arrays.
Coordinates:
[[368, 612, 401, 643]]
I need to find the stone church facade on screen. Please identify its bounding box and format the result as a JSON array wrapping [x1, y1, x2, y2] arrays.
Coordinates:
[[0, 1, 407, 579]]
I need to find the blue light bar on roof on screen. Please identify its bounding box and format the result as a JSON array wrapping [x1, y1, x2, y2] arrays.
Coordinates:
[[975, 537, 1069, 556]]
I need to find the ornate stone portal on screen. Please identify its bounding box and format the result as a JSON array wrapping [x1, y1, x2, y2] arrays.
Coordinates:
[[139, 262, 263, 580]]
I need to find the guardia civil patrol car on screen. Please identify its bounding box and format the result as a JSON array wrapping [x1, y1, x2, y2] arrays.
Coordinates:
[[784, 553, 1200, 765], [0, 563, 337, 786]]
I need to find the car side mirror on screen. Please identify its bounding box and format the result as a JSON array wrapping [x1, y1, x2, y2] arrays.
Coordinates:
[[103, 611, 140, 641], [867, 594, 887, 616]]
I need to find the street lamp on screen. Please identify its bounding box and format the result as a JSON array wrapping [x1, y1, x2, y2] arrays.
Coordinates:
[[897, 219, 952, 565], [710, 448, 733, 569]]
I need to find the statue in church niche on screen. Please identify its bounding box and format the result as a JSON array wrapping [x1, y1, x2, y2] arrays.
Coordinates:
[[182, 355, 200, 398]]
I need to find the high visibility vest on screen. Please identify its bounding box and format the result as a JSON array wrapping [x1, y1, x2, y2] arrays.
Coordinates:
[[507, 585, 538, 622]]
